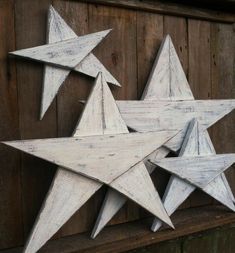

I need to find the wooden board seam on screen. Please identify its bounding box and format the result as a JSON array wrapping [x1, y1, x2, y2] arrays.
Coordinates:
[[75, 0, 235, 23]]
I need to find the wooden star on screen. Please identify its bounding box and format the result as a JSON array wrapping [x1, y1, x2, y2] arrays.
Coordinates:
[[150, 118, 235, 231], [91, 35, 235, 238], [10, 6, 120, 119], [3, 73, 176, 253]]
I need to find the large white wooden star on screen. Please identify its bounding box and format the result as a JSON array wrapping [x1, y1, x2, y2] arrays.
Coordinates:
[[3, 73, 176, 253], [150, 118, 235, 231], [10, 6, 120, 119], [91, 35, 235, 238]]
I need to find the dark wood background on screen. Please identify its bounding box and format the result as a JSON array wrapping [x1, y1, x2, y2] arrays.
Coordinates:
[[0, 0, 234, 251]]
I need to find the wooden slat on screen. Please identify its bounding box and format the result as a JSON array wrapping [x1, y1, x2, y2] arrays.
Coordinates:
[[3, 205, 235, 253], [164, 16, 188, 77], [14, 0, 57, 239], [151, 119, 235, 232], [136, 11, 165, 218], [0, 0, 23, 249], [20, 72, 130, 253], [210, 23, 235, 196], [163, 15, 191, 209], [76, 0, 235, 23], [4, 131, 177, 185], [188, 19, 213, 207], [52, 0, 97, 237], [88, 4, 138, 225], [136, 12, 163, 98], [116, 100, 235, 141]]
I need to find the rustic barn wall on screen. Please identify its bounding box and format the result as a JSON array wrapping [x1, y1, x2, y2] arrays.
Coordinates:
[[127, 223, 235, 253], [0, 0, 234, 250]]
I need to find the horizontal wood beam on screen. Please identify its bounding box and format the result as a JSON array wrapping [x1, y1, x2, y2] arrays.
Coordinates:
[[3, 205, 235, 253], [74, 0, 235, 23]]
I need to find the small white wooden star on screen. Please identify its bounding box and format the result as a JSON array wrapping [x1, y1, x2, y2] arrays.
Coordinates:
[[150, 118, 235, 231], [10, 6, 120, 119], [91, 35, 235, 238], [3, 73, 176, 253]]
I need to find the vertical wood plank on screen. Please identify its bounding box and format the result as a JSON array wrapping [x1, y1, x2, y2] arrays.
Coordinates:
[[52, 0, 98, 237], [0, 0, 23, 249], [53, 0, 91, 138], [14, 0, 57, 240], [163, 15, 191, 209], [188, 20, 211, 99], [188, 19, 213, 208], [164, 16, 188, 77], [136, 11, 164, 219], [136, 12, 163, 98], [88, 4, 137, 100], [211, 23, 235, 196], [88, 4, 138, 226]]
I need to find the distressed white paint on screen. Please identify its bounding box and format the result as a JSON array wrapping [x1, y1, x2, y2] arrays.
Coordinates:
[[117, 99, 235, 151], [151, 119, 235, 232], [91, 147, 169, 238], [10, 30, 111, 69], [74, 52, 120, 86], [11, 6, 120, 119], [110, 161, 173, 228], [4, 73, 175, 253], [4, 129, 177, 185], [91, 34, 235, 238], [141, 35, 194, 101], [22, 73, 122, 253], [152, 154, 235, 189], [40, 5, 76, 119]]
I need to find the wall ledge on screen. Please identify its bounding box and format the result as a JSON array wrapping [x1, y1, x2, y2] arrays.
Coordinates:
[[2, 205, 235, 253]]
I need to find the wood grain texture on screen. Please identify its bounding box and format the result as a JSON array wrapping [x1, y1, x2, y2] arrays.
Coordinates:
[[10, 30, 111, 69], [210, 22, 235, 200], [21, 73, 125, 253], [4, 73, 176, 251], [141, 35, 193, 101], [136, 12, 163, 98], [117, 99, 235, 151], [88, 4, 139, 225], [3, 205, 235, 253], [91, 148, 170, 238], [0, 0, 23, 249], [77, 0, 235, 23], [53, 1, 98, 236], [187, 19, 213, 207], [152, 154, 235, 191], [4, 130, 177, 184], [151, 119, 235, 232], [91, 13, 165, 238], [163, 16, 191, 210], [163, 15, 189, 81], [14, 0, 58, 241], [38, 5, 120, 119], [0, 0, 234, 250], [91, 30, 192, 237], [88, 4, 137, 100]]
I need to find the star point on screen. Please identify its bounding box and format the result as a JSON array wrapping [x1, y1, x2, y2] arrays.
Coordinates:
[[92, 34, 235, 237], [10, 6, 120, 119], [3, 72, 176, 252], [150, 118, 235, 232]]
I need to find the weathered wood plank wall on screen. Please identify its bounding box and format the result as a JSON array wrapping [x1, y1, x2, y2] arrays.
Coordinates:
[[127, 223, 235, 253], [0, 0, 234, 250]]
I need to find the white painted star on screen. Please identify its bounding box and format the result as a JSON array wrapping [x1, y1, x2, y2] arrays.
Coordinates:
[[150, 118, 235, 231], [3, 73, 176, 253], [10, 6, 120, 119], [91, 35, 235, 238]]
